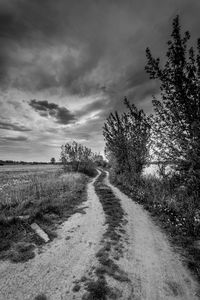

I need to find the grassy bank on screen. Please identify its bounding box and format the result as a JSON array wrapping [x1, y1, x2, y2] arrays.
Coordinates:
[[110, 172, 200, 281], [80, 171, 129, 300], [0, 165, 88, 263]]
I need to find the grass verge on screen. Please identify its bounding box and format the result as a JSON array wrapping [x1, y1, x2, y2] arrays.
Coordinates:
[[0, 171, 88, 263], [111, 173, 200, 281], [80, 170, 129, 300]]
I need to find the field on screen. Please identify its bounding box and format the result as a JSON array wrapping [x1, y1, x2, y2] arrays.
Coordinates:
[[0, 164, 61, 213], [0, 164, 87, 215], [0, 164, 88, 262]]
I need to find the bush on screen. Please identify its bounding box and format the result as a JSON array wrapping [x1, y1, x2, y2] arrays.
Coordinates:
[[60, 141, 97, 177], [77, 162, 97, 177], [103, 98, 151, 188]]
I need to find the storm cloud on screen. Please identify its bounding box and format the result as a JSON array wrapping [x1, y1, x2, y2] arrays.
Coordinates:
[[0, 0, 199, 97], [1, 0, 200, 160], [29, 99, 75, 125]]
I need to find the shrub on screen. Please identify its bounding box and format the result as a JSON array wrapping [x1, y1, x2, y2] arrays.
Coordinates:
[[60, 141, 97, 177]]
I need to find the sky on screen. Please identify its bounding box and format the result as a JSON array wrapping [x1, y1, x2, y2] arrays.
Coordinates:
[[0, 0, 200, 162]]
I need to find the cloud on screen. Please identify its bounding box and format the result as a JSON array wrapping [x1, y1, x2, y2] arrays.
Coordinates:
[[1, 0, 200, 161], [75, 98, 110, 119], [1, 0, 199, 98], [0, 0, 107, 92], [0, 136, 28, 142], [29, 100, 57, 111], [29, 99, 75, 124], [0, 121, 31, 132]]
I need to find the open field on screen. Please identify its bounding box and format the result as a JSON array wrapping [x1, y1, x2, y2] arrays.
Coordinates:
[[0, 164, 88, 263], [0, 164, 62, 214]]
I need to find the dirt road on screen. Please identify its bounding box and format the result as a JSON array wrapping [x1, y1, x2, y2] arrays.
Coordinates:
[[0, 171, 105, 300], [0, 170, 199, 299], [105, 172, 200, 300]]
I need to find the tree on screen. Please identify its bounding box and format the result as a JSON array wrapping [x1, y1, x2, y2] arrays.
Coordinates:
[[50, 157, 55, 164], [92, 153, 106, 167], [145, 15, 200, 197], [103, 98, 151, 183], [60, 141, 96, 176]]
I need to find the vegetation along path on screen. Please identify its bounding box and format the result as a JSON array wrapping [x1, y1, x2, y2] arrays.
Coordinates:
[[105, 171, 200, 300], [0, 171, 105, 300], [0, 170, 199, 299]]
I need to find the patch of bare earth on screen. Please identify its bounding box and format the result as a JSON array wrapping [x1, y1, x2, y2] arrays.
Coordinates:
[[105, 172, 200, 299], [0, 172, 105, 300]]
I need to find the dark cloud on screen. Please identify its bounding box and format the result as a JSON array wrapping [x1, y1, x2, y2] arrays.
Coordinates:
[[0, 136, 28, 142], [29, 100, 57, 111], [124, 69, 150, 91], [0, 0, 107, 91], [0, 0, 63, 42], [0, 0, 199, 98], [29, 99, 75, 125], [1, 0, 200, 160], [0, 121, 31, 132]]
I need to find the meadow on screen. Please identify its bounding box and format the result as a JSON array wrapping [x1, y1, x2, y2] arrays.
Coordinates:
[[0, 164, 61, 213], [0, 164, 88, 262]]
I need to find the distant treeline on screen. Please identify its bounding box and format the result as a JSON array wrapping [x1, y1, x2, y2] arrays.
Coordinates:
[[0, 160, 61, 166]]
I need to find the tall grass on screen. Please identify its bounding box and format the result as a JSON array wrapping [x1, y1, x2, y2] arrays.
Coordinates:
[[111, 170, 200, 279], [0, 165, 88, 263], [0, 171, 86, 217]]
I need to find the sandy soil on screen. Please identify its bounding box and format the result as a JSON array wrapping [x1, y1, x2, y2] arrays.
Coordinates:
[[105, 172, 200, 300], [0, 172, 105, 300]]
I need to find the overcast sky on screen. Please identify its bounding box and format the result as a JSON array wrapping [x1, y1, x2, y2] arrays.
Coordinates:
[[0, 0, 200, 161]]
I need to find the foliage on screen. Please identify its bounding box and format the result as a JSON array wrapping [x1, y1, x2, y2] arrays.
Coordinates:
[[92, 153, 107, 168], [60, 141, 96, 177], [61, 141, 92, 165], [103, 97, 151, 184], [0, 165, 88, 263], [114, 172, 200, 280], [50, 157, 55, 164], [145, 15, 200, 200]]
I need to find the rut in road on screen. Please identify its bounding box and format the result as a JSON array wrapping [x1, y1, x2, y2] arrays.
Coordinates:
[[104, 171, 200, 300], [0, 171, 105, 300]]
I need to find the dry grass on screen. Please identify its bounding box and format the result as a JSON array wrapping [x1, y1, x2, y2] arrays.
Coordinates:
[[81, 171, 128, 299], [112, 171, 200, 281], [0, 164, 88, 263], [0, 167, 84, 217], [0, 165, 61, 213]]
